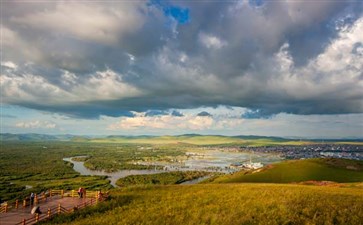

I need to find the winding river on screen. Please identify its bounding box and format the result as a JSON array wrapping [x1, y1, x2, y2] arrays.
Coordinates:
[[63, 157, 164, 187], [64, 151, 281, 187]]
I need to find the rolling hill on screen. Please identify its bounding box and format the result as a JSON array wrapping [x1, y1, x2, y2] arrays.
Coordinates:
[[212, 158, 363, 183], [40, 158, 363, 225], [2, 133, 363, 146], [43, 183, 363, 225], [0, 133, 75, 141]]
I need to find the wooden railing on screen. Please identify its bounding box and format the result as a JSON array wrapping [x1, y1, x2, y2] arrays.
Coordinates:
[[49, 190, 64, 198], [1, 189, 105, 213], [0, 202, 9, 213], [11, 190, 108, 225], [0, 199, 23, 213], [1, 190, 56, 213]]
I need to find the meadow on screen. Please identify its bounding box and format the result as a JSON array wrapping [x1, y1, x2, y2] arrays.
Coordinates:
[[85, 135, 319, 146], [1, 137, 362, 201], [0, 139, 216, 201], [2, 136, 363, 225], [0, 142, 113, 201], [42, 183, 363, 225], [212, 158, 363, 183], [0, 141, 188, 201]]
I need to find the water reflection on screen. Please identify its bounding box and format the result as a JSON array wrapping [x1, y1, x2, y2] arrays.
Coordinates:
[[63, 157, 163, 187], [64, 151, 281, 187], [179, 176, 211, 185]]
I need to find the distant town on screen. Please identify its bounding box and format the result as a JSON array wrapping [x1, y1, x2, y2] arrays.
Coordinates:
[[242, 144, 363, 161]]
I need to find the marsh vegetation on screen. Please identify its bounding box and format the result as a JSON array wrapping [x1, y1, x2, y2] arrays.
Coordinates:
[[2, 137, 363, 225]]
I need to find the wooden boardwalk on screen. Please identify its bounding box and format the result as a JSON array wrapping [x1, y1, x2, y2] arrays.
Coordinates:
[[0, 191, 104, 225]]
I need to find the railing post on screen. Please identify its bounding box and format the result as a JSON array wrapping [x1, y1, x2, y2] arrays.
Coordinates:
[[50, 189, 52, 199], [22, 218, 26, 225], [35, 213, 39, 222], [58, 204, 61, 214], [4, 202, 8, 213], [15, 199, 19, 209], [48, 208, 51, 218], [61, 190, 64, 198], [23, 199, 26, 208]]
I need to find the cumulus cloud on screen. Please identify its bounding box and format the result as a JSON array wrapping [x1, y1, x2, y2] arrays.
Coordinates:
[[11, 2, 146, 45], [199, 33, 227, 49], [15, 120, 57, 129], [1, 1, 362, 119], [1, 61, 18, 70], [108, 111, 242, 131], [1, 69, 142, 104]]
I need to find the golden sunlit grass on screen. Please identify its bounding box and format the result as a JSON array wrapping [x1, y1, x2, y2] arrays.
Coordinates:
[[213, 158, 363, 184], [83, 135, 362, 146], [44, 183, 363, 225], [89, 135, 246, 145], [42, 158, 363, 225]]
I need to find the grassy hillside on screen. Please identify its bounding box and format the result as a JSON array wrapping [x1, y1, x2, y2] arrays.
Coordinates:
[[43, 183, 363, 225], [213, 158, 363, 183]]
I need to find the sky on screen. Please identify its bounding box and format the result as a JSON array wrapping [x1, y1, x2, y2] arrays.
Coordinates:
[[0, 0, 362, 138]]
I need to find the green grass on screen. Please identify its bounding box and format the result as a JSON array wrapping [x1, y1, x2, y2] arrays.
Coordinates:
[[89, 135, 246, 145], [213, 158, 363, 183], [81, 135, 357, 146], [335, 142, 363, 145], [0, 142, 122, 201], [43, 183, 363, 225], [90, 136, 320, 146], [2, 140, 363, 224]]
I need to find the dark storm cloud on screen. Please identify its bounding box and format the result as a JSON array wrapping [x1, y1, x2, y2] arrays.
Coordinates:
[[145, 110, 169, 117], [144, 109, 185, 117], [1, 1, 362, 118], [171, 110, 184, 117], [242, 109, 272, 119], [197, 111, 212, 117]]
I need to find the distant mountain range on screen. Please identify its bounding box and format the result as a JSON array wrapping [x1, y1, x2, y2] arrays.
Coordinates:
[[0, 133, 76, 141], [1, 133, 362, 143]]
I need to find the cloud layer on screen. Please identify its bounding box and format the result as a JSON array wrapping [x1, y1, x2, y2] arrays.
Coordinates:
[[1, 1, 362, 119], [16, 120, 57, 129]]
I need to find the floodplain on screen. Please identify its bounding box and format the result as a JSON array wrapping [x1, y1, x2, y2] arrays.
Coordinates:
[[1, 135, 363, 225]]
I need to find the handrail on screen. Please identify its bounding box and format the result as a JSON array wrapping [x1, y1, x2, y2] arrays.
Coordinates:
[[13, 192, 108, 225], [1, 189, 105, 214], [0, 203, 8, 213]]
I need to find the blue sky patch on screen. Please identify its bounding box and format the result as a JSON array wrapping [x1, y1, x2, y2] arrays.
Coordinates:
[[164, 6, 190, 24], [149, 0, 190, 24], [249, 0, 265, 7]]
